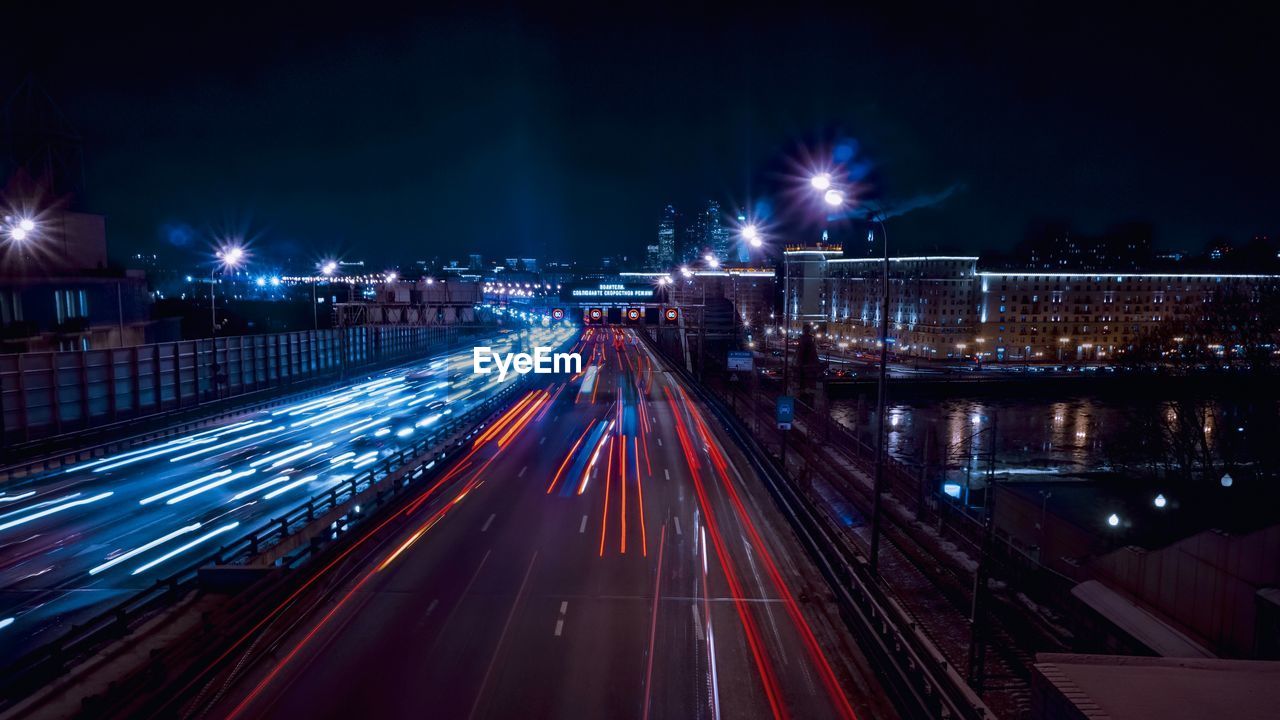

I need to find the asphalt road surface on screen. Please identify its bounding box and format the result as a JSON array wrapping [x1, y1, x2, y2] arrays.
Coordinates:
[[211, 327, 894, 720]]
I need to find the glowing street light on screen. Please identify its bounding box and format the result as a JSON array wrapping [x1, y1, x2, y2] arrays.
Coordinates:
[[1153, 493, 1168, 509], [5, 216, 36, 242], [218, 245, 245, 268], [211, 243, 247, 336], [810, 173, 832, 191], [313, 260, 338, 331], [704, 254, 720, 269], [823, 188, 845, 207], [1106, 513, 1121, 527]]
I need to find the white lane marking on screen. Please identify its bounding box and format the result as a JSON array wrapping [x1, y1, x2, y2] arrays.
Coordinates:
[[691, 605, 705, 641], [540, 437, 546, 445], [579, 515, 588, 533], [674, 517, 682, 536], [657, 438, 663, 447], [554, 600, 568, 636], [481, 514, 496, 532], [518, 465, 527, 477], [470, 553, 538, 718], [743, 539, 788, 665], [664, 469, 670, 480]]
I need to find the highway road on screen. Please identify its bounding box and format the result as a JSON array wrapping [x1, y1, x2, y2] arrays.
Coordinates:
[[0, 323, 575, 665], [209, 327, 894, 720]]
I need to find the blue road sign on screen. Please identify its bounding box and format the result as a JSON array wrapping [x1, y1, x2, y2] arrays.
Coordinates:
[[776, 395, 794, 429]]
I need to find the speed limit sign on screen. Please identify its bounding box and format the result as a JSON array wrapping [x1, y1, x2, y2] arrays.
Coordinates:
[[551, 308, 565, 321], [664, 308, 679, 322]]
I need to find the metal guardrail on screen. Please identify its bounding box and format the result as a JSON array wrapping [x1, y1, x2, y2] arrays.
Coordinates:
[[640, 330, 992, 719], [0, 375, 530, 705]]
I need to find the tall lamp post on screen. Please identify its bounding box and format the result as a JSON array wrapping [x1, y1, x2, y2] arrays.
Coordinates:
[[315, 260, 337, 330], [815, 174, 893, 575], [211, 244, 245, 336]]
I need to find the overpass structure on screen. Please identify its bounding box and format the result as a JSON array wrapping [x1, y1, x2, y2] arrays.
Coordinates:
[[333, 279, 482, 327], [483, 269, 777, 327]]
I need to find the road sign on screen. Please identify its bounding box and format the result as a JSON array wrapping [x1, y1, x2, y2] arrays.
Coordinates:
[[663, 308, 679, 322], [588, 308, 603, 322], [727, 350, 754, 372], [776, 395, 794, 430], [626, 308, 641, 322], [550, 307, 565, 321]]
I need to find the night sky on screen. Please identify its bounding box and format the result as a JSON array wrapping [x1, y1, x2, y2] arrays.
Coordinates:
[[5, 3, 1279, 267]]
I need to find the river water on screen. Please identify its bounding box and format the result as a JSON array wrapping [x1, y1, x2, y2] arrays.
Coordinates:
[[825, 383, 1280, 488]]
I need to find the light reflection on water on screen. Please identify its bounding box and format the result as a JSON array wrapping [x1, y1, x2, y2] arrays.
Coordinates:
[[831, 396, 1116, 476]]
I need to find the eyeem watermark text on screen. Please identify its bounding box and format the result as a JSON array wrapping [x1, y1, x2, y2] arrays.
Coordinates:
[[472, 346, 582, 381]]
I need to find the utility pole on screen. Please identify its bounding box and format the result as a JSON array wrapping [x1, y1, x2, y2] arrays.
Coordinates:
[[968, 412, 998, 692], [869, 215, 891, 575], [779, 250, 792, 468]]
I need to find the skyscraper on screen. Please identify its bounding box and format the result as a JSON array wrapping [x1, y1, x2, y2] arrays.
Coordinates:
[[656, 204, 677, 269], [682, 206, 708, 264], [706, 200, 729, 261], [644, 243, 662, 270]]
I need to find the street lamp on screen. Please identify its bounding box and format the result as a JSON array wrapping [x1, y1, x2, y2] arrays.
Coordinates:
[[315, 260, 337, 330], [815, 173, 893, 577], [742, 223, 762, 248], [211, 244, 245, 335]]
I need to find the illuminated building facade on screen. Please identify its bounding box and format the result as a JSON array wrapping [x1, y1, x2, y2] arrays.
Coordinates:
[[976, 271, 1280, 362], [823, 256, 978, 357], [791, 253, 1280, 362]]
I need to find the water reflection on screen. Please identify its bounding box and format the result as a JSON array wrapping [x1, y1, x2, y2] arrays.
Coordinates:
[[830, 396, 1111, 478]]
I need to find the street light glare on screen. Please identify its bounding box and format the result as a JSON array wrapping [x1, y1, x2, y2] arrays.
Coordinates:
[[217, 245, 245, 268], [823, 189, 845, 207], [18, 218, 35, 232], [810, 173, 832, 191], [704, 254, 719, 268], [321, 261, 338, 276], [742, 224, 759, 241], [9, 227, 27, 242]]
